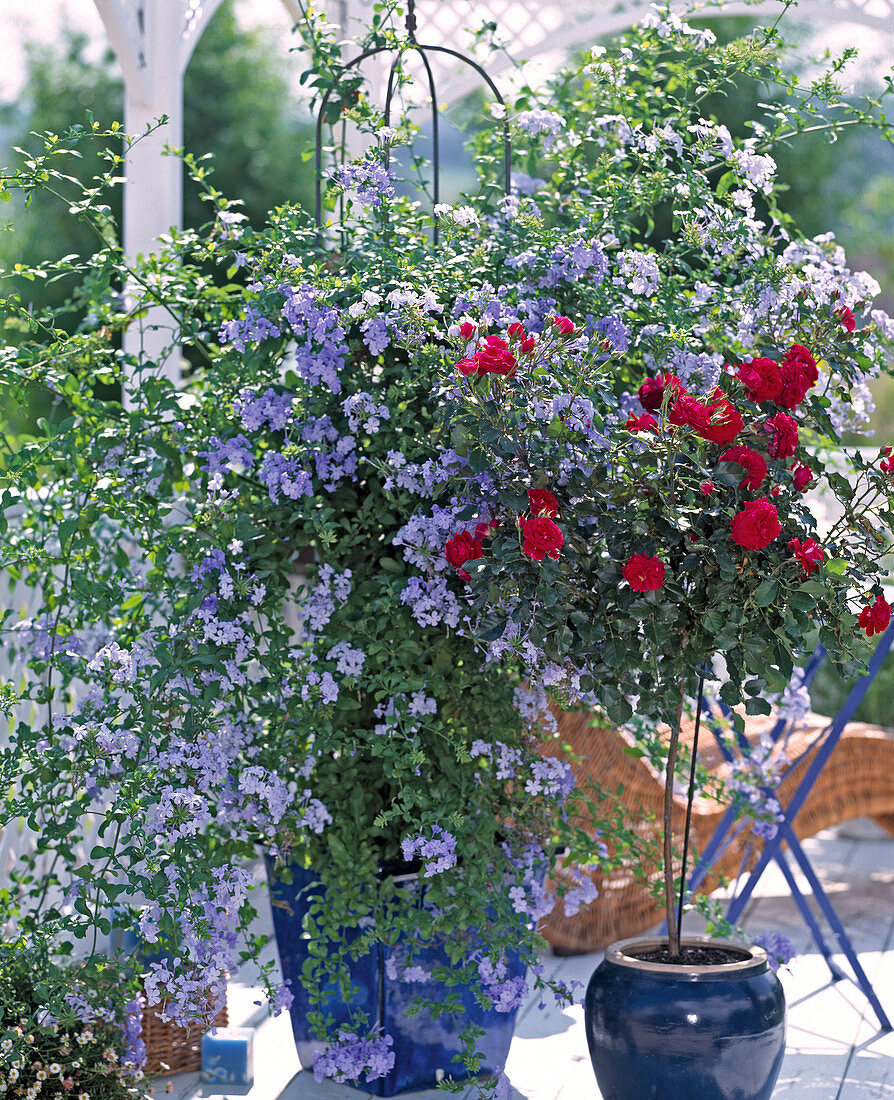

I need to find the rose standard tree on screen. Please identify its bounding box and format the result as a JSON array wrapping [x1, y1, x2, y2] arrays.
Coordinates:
[[435, 311, 894, 954]]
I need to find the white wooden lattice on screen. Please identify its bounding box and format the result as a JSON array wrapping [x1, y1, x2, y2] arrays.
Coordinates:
[[334, 0, 894, 104]]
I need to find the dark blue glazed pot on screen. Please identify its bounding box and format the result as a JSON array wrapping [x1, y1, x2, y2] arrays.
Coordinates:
[[266, 858, 526, 1097], [585, 936, 786, 1100]]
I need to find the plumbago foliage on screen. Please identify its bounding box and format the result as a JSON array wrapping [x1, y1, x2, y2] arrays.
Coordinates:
[[2, 2, 894, 1092]]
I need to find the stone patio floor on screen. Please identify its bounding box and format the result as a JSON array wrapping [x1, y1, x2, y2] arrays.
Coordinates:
[[154, 818, 894, 1100]]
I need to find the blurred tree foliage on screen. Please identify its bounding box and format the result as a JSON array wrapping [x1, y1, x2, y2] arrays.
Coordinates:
[[0, 0, 314, 320], [0, 0, 314, 435]]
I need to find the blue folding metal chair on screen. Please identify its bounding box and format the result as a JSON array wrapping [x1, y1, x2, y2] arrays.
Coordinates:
[[683, 620, 894, 1031]]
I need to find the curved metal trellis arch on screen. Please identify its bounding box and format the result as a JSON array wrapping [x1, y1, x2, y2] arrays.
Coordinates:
[[314, 0, 513, 245]]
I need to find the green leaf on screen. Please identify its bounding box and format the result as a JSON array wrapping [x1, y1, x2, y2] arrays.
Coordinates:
[[753, 579, 778, 607]]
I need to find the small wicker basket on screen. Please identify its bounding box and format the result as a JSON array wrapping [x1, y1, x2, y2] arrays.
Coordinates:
[[141, 991, 228, 1076]]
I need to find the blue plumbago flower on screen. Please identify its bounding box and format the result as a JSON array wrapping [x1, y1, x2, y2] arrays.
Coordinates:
[[199, 433, 256, 474], [753, 931, 797, 971], [525, 757, 576, 803], [514, 108, 565, 136], [121, 997, 146, 1071], [296, 565, 353, 635], [218, 304, 281, 353], [312, 1028, 395, 1084], [561, 867, 600, 918], [281, 285, 349, 393], [342, 391, 390, 434], [234, 386, 295, 432], [616, 249, 661, 296], [327, 158, 396, 208], [326, 641, 366, 677], [476, 955, 529, 1012], [401, 825, 458, 876]]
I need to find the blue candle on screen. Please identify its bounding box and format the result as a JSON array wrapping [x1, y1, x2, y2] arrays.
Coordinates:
[[201, 1027, 255, 1086]]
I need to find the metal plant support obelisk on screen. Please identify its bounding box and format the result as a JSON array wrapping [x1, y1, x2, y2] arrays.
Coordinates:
[[314, 0, 512, 245]]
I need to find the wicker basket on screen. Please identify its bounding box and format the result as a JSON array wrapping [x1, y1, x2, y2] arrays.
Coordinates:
[[142, 989, 228, 1076], [540, 707, 894, 955]]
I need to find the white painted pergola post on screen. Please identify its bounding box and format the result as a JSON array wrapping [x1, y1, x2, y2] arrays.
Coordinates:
[[94, 0, 225, 390]]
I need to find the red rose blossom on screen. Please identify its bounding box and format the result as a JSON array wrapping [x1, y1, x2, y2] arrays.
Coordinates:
[[622, 553, 666, 592], [859, 593, 891, 637], [730, 497, 781, 550], [737, 357, 783, 403], [454, 357, 478, 376], [700, 481, 715, 495], [788, 536, 824, 577], [699, 389, 744, 446], [474, 335, 518, 377], [550, 314, 576, 336], [881, 456, 894, 475], [626, 413, 659, 433], [459, 320, 477, 340], [777, 344, 818, 409], [527, 489, 559, 517], [765, 412, 799, 458], [719, 446, 767, 492], [835, 305, 856, 332], [668, 393, 712, 432], [792, 462, 814, 492], [445, 530, 483, 569], [638, 372, 683, 412], [521, 516, 564, 560]]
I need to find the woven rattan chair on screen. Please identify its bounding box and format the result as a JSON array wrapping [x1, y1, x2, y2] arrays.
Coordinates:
[[541, 706, 894, 956]]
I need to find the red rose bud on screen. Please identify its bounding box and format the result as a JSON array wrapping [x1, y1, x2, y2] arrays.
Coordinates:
[[859, 593, 891, 637], [622, 552, 666, 592], [719, 445, 767, 492], [791, 462, 814, 492], [507, 321, 526, 337], [445, 530, 483, 569], [488, 516, 502, 530], [764, 411, 799, 459], [788, 536, 824, 577], [771, 486, 781, 496], [835, 305, 856, 332], [521, 516, 564, 561], [700, 481, 715, 495], [777, 344, 818, 409], [459, 321, 477, 340], [638, 372, 683, 412], [455, 357, 478, 376], [519, 336, 537, 353], [730, 497, 781, 550], [474, 335, 518, 377], [527, 488, 559, 517], [882, 446, 893, 457], [737, 357, 782, 403], [626, 413, 659, 433], [475, 522, 492, 540], [550, 314, 576, 336], [881, 457, 894, 475]]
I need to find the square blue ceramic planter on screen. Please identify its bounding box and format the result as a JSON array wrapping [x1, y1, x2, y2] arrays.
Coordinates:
[[266, 858, 525, 1096]]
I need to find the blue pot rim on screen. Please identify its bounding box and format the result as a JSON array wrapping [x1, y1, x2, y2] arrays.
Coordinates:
[[603, 936, 770, 981]]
